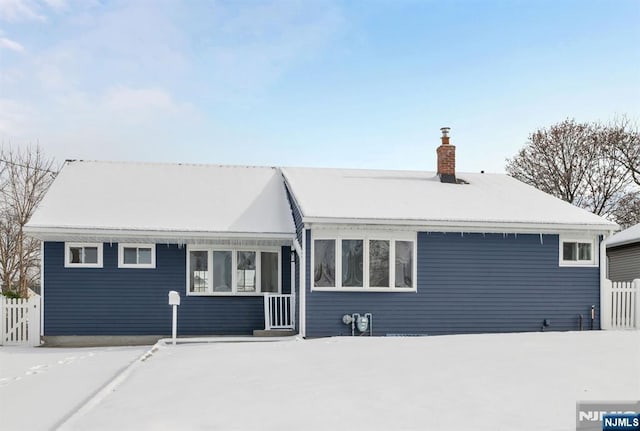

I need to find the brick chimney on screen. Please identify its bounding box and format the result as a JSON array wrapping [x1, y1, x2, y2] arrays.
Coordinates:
[[436, 127, 456, 183]]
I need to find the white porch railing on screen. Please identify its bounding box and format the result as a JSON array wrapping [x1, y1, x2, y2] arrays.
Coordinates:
[[0, 294, 41, 346], [601, 279, 639, 330], [264, 294, 295, 330]]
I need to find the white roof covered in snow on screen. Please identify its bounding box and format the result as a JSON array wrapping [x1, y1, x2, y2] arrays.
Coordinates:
[[605, 223, 640, 248], [282, 167, 617, 232], [26, 161, 296, 240]]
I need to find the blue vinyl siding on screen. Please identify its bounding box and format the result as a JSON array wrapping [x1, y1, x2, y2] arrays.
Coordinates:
[[44, 242, 292, 336], [305, 232, 601, 337]]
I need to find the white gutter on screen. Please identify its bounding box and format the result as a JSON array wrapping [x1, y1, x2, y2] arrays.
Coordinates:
[[303, 218, 617, 235], [24, 226, 296, 242]]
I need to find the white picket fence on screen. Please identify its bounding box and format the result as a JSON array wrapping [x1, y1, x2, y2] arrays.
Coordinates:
[[601, 279, 639, 330], [264, 294, 295, 330], [0, 294, 41, 346]]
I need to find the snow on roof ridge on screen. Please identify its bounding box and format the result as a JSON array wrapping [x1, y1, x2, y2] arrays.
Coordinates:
[[64, 159, 279, 170], [280, 165, 506, 176], [65, 160, 507, 176]]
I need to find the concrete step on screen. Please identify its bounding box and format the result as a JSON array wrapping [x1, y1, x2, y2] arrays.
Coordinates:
[[253, 329, 296, 337]]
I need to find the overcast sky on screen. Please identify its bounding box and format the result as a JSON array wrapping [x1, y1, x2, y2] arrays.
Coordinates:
[[1, 0, 639, 173]]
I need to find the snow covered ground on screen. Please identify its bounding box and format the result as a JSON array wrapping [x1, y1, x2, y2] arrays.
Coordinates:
[[0, 345, 148, 430], [1, 331, 638, 431]]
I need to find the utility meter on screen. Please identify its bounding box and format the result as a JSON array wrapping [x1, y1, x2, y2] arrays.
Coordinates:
[[356, 315, 369, 332]]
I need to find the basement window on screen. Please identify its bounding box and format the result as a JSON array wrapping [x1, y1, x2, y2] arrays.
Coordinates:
[[559, 237, 597, 267], [118, 244, 156, 268], [65, 243, 103, 268]]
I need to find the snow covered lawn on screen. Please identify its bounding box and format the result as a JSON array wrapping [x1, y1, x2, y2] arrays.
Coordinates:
[[51, 331, 640, 431], [0, 345, 148, 430]]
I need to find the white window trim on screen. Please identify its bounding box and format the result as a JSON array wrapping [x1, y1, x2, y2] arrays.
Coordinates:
[[311, 230, 417, 292], [118, 243, 156, 269], [559, 236, 598, 267], [64, 242, 103, 268], [186, 245, 282, 296]]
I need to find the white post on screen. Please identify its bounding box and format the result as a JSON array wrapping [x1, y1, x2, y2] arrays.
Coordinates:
[[172, 305, 177, 345], [168, 291, 180, 345], [28, 295, 41, 346], [0, 296, 4, 344], [601, 279, 612, 330], [264, 294, 271, 331], [634, 279, 640, 330]]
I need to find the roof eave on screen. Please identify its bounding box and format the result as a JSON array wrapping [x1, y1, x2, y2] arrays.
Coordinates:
[[605, 239, 640, 249], [24, 225, 296, 243], [302, 216, 618, 235]]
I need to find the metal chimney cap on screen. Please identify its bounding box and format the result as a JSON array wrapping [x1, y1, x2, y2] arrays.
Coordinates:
[[440, 127, 451, 137]]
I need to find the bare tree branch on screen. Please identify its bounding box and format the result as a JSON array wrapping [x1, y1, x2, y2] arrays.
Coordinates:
[[506, 118, 640, 229], [0, 143, 57, 297]]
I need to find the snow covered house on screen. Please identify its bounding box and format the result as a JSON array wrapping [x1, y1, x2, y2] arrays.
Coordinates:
[[25, 129, 618, 344], [605, 223, 640, 282]]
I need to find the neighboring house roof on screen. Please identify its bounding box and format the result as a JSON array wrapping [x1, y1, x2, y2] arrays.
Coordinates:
[[25, 161, 296, 241], [604, 223, 640, 248], [281, 167, 617, 233]]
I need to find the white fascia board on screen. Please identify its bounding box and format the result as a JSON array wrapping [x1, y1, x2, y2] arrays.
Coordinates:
[[24, 226, 296, 243], [302, 217, 618, 236]]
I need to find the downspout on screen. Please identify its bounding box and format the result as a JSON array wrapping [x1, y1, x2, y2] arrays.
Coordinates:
[[40, 241, 45, 336], [299, 229, 307, 338], [292, 239, 302, 333], [599, 230, 614, 330]]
